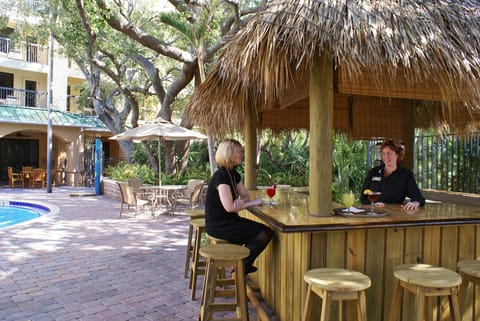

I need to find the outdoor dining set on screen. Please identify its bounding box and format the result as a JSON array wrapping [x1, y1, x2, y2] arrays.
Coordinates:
[[7, 166, 47, 189], [117, 178, 205, 217]]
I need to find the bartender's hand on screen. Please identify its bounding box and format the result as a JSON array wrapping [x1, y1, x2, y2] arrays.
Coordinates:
[[402, 201, 420, 211]]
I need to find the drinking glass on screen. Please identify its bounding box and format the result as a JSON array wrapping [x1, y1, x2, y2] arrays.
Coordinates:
[[367, 191, 381, 214], [266, 185, 276, 205], [341, 192, 355, 214]]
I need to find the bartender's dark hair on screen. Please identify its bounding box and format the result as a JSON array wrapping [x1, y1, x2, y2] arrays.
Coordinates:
[[380, 139, 404, 163]]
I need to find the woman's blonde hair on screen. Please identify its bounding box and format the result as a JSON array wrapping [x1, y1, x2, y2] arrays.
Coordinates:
[[215, 139, 242, 170], [380, 139, 405, 163]]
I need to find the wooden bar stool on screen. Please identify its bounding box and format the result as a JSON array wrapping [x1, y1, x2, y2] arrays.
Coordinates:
[[198, 243, 250, 321], [206, 234, 230, 281], [302, 268, 371, 321], [457, 260, 480, 314], [184, 209, 206, 278], [189, 218, 206, 300], [207, 234, 229, 245], [388, 264, 462, 321]]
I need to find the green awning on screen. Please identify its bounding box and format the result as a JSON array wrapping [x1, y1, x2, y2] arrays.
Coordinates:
[[0, 105, 109, 131]]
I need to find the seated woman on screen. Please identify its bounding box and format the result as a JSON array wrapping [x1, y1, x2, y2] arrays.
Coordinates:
[[205, 138, 272, 274], [360, 139, 425, 211]]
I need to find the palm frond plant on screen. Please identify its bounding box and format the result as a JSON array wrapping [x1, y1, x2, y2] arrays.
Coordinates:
[[332, 133, 368, 203]]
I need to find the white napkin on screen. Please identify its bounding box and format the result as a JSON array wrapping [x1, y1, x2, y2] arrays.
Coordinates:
[[342, 206, 364, 213]]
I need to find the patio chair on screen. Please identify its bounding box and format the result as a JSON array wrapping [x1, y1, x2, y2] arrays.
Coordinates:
[[7, 166, 24, 188], [127, 178, 142, 190], [171, 179, 205, 213], [31, 168, 46, 188], [117, 181, 150, 217], [22, 166, 34, 175], [127, 177, 156, 207]]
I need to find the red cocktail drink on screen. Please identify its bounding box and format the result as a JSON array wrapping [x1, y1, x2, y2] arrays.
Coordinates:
[[368, 192, 380, 203], [266, 185, 276, 204], [367, 191, 381, 214]]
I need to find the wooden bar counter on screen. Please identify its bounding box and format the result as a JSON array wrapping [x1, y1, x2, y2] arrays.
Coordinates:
[[242, 191, 480, 321]]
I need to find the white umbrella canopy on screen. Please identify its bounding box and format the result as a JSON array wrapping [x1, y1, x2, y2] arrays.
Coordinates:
[[109, 118, 207, 185]]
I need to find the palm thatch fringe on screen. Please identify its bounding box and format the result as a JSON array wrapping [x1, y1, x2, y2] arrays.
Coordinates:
[[186, 0, 480, 136]]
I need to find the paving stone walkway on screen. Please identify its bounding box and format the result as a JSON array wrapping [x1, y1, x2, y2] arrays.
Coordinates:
[[0, 186, 261, 321]]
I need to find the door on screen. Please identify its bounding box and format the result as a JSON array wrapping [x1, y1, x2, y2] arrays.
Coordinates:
[[25, 80, 36, 107], [0, 72, 13, 99]]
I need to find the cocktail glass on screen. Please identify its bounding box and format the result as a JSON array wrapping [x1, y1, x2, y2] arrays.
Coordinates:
[[342, 192, 355, 214], [266, 185, 276, 205], [367, 191, 381, 214]]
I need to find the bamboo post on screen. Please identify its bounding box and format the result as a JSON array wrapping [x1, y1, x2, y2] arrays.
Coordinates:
[[309, 51, 333, 216]]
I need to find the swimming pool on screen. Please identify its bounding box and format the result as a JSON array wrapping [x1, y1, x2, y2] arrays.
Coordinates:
[[0, 201, 52, 228]]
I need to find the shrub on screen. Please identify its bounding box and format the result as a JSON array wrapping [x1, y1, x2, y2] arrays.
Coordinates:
[[105, 162, 156, 184]]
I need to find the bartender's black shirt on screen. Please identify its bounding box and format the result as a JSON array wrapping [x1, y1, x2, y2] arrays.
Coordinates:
[[360, 165, 425, 205]]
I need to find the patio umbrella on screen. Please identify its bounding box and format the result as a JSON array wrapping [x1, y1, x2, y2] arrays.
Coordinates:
[[109, 118, 207, 185]]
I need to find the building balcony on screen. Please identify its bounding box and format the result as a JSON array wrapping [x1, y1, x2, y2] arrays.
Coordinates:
[[0, 86, 83, 112], [0, 36, 48, 65], [0, 86, 47, 108]]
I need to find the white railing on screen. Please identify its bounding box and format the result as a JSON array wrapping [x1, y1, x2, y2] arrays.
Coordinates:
[[0, 36, 48, 65], [0, 86, 48, 108]]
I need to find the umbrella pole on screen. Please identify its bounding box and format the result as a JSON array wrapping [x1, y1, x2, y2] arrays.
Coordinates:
[[158, 138, 162, 186]]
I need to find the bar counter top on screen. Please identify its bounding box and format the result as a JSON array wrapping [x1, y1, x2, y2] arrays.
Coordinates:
[[243, 190, 480, 321], [248, 198, 480, 233]]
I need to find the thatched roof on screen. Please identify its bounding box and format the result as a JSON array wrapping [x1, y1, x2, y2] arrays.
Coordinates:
[[186, 0, 480, 137]]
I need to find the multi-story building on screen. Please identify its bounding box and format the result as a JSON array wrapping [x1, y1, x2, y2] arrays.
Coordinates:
[[0, 19, 117, 187]]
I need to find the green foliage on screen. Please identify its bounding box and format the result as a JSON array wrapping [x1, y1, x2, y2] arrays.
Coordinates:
[[106, 131, 370, 203], [256, 131, 309, 187], [104, 161, 156, 184], [120, 140, 210, 185], [187, 141, 210, 170], [332, 133, 368, 203]]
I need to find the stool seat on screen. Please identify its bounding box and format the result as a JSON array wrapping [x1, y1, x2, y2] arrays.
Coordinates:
[[185, 208, 206, 217], [394, 264, 462, 288], [200, 243, 249, 261], [304, 268, 371, 292], [199, 244, 250, 321], [457, 259, 480, 317], [302, 268, 371, 321], [457, 260, 480, 278], [388, 264, 462, 321], [207, 233, 229, 245]]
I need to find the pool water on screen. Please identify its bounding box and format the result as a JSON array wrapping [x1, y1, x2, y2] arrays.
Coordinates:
[[0, 201, 50, 228]]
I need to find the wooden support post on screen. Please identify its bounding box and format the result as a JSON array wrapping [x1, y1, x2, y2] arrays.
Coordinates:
[[402, 101, 415, 171], [244, 103, 258, 190], [309, 52, 333, 216]]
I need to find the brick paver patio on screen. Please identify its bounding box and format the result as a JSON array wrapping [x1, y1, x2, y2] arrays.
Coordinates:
[[0, 186, 263, 321]]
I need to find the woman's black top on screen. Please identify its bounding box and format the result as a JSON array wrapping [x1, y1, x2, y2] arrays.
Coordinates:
[[360, 165, 425, 205], [205, 166, 263, 244]]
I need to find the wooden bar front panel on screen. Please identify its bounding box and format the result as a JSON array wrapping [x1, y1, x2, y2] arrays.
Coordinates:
[[243, 204, 480, 321]]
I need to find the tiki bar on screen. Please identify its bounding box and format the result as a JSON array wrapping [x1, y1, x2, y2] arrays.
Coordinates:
[[186, 1, 480, 320]]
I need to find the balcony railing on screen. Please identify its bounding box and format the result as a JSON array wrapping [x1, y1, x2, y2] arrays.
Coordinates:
[[0, 36, 48, 65], [0, 86, 48, 108], [0, 87, 87, 113]]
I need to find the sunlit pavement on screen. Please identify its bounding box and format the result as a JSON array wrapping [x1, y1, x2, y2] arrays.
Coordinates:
[[0, 186, 259, 321]]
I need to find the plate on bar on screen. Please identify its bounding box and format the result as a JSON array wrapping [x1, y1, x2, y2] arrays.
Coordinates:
[[333, 208, 388, 217]]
